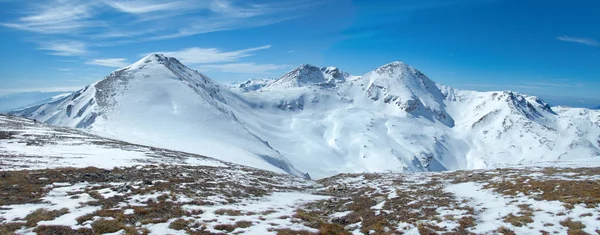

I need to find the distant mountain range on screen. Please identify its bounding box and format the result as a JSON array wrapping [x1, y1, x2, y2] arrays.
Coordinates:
[[11, 54, 600, 179]]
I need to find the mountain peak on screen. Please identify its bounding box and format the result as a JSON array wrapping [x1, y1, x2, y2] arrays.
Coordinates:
[[371, 61, 417, 76], [386, 60, 407, 66], [126, 53, 185, 71], [262, 64, 347, 90], [297, 63, 320, 69], [143, 53, 168, 60], [364, 60, 433, 88]]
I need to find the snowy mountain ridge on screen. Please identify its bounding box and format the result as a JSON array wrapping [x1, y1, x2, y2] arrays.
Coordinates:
[[261, 64, 350, 90], [11, 54, 600, 178]]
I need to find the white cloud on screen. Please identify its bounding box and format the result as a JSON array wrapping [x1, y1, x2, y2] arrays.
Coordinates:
[[286, 50, 295, 54], [198, 63, 289, 74], [153, 15, 295, 40], [1, 1, 98, 34], [103, 0, 190, 14], [2, 0, 314, 41], [86, 58, 129, 68], [39, 41, 87, 56], [58, 68, 72, 71], [145, 45, 272, 64], [208, 0, 275, 18], [557, 36, 599, 47], [144, 45, 288, 74]]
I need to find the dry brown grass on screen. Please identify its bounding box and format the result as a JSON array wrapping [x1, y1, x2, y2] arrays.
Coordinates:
[[33, 225, 94, 235], [235, 221, 253, 228], [275, 228, 316, 235], [24, 208, 69, 227], [293, 209, 323, 228], [132, 201, 185, 224], [214, 224, 236, 232], [496, 226, 516, 235], [503, 213, 534, 227], [0, 163, 315, 233], [559, 218, 587, 235], [417, 223, 438, 235], [261, 209, 277, 215], [214, 209, 243, 216], [482, 173, 600, 208], [292, 209, 355, 234], [169, 218, 192, 230], [0, 167, 112, 206], [319, 223, 350, 235], [123, 226, 151, 235], [3, 163, 599, 235], [76, 209, 124, 225], [457, 216, 476, 231], [310, 174, 479, 234], [580, 213, 593, 217], [0, 222, 25, 235], [331, 212, 361, 225], [91, 218, 124, 233]]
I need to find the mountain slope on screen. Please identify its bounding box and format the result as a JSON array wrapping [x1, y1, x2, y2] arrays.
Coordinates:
[[11, 54, 305, 178], [0, 91, 71, 113], [12, 55, 600, 179], [0, 114, 226, 170]]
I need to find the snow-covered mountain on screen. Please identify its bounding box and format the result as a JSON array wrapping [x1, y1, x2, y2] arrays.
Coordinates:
[[262, 64, 350, 90], [12, 54, 600, 179], [11, 54, 305, 178], [233, 78, 274, 92]]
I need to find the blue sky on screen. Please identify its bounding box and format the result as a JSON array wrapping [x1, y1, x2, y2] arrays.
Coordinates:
[[0, 0, 598, 106]]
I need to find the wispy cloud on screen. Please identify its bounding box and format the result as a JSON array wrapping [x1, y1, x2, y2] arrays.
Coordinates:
[[58, 68, 72, 71], [149, 15, 297, 40], [143, 45, 288, 74], [557, 36, 599, 47], [286, 50, 295, 54], [507, 85, 542, 89], [1, 0, 316, 53], [463, 84, 542, 89], [86, 58, 129, 68], [144, 45, 272, 64], [198, 63, 289, 74], [524, 82, 584, 88], [38, 41, 87, 56], [102, 0, 189, 14], [1, 0, 99, 34], [53, 59, 77, 63]]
